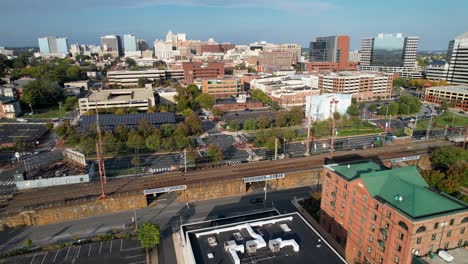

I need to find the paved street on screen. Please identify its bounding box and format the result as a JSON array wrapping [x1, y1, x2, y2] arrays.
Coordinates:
[[0, 187, 314, 263]]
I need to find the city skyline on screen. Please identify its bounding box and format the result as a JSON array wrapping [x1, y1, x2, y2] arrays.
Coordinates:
[[1, 0, 467, 50]]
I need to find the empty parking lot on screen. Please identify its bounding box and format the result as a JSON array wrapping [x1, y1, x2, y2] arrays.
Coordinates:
[[1, 238, 146, 264]]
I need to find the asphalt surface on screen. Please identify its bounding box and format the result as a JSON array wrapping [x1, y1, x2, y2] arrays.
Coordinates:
[[0, 187, 315, 264], [0, 238, 146, 264]]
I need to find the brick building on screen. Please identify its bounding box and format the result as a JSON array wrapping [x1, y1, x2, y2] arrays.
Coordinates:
[[320, 161, 468, 264], [423, 86, 468, 111], [182, 62, 225, 84], [258, 51, 293, 73], [0, 97, 21, 118], [200, 44, 235, 54], [317, 71, 394, 101], [305, 61, 359, 72], [201, 79, 240, 99]]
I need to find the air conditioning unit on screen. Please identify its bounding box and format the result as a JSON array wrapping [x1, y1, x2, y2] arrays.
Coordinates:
[[269, 239, 281, 253], [246, 240, 257, 254]]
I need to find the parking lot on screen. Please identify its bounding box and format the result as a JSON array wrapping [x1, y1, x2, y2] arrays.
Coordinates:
[[1, 238, 146, 264], [0, 123, 48, 144]]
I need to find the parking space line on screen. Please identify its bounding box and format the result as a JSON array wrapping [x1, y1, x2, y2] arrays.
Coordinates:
[[40, 251, 48, 264], [30, 253, 37, 264], [128, 261, 146, 264], [53, 249, 60, 262], [76, 245, 81, 259], [122, 247, 142, 251], [65, 247, 71, 260], [125, 254, 146, 259], [99, 242, 103, 255], [120, 239, 123, 251], [88, 244, 92, 256], [110, 240, 113, 253]]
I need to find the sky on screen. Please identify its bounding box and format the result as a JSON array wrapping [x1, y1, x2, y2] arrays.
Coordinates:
[[0, 0, 467, 50]]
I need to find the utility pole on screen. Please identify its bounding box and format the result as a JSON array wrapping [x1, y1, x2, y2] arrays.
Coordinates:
[[305, 99, 312, 156], [184, 148, 187, 173], [330, 99, 339, 158], [426, 114, 433, 140], [274, 138, 278, 160], [444, 124, 448, 137], [95, 103, 107, 199], [58, 102, 63, 118], [264, 180, 267, 201]]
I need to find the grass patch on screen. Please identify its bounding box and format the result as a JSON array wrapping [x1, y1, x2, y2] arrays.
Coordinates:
[[337, 128, 384, 137], [27, 106, 70, 119], [416, 111, 468, 130]]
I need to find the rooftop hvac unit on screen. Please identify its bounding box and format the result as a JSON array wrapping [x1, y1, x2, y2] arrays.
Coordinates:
[[246, 240, 257, 254], [224, 240, 237, 251], [269, 239, 281, 253]]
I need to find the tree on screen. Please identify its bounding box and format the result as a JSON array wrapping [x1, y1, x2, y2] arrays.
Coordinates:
[[251, 89, 271, 104], [206, 144, 223, 163], [346, 104, 360, 116], [138, 120, 154, 138], [398, 103, 410, 115], [196, 93, 215, 109], [270, 101, 280, 111], [137, 222, 160, 264], [333, 112, 341, 120], [276, 111, 289, 127], [63, 96, 78, 111], [289, 106, 304, 125], [387, 103, 399, 116], [127, 130, 146, 150], [369, 104, 378, 113], [211, 107, 224, 116], [160, 123, 175, 138], [125, 57, 137, 68], [431, 146, 468, 169], [243, 118, 257, 130], [146, 130, 161, 151], [185, 112, 202, 135], [115, 125, 128, 141], [24, 239, 33, 248], [102, 131, 117, 153], [283, 129, 296, 140], [21, 79, 64, 107], [138, 77, 149, 88], [227, 120, 240, 132], [256, 115, 272, 129], [393, 78, 409, 88]]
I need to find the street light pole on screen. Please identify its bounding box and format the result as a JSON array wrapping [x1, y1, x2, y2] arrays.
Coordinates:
[[264, 180, 267, 201], [451, 111, 456, 127]]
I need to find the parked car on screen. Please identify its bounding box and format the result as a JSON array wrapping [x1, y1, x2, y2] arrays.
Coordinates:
[[16, 118, 27, 123]]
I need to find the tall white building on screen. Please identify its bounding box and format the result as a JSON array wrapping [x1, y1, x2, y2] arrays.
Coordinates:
[[38, 37, 69, 58], [446, 32, 468, 85], [348, 50, 361, 63], [123, 34, 138, 52], [154, 40, 179, 61], [360, 33, 419, 69]]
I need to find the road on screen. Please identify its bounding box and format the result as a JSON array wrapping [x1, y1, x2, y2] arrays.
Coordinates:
[[0, 187, 314, 263]]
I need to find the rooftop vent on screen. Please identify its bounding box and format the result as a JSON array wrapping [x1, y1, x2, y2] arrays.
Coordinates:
[[394, 195, 404, 202]]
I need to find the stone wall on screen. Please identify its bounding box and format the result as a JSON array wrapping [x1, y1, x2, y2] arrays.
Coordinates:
[[0, 193, 147, 229], [179, 179, 245, 202]]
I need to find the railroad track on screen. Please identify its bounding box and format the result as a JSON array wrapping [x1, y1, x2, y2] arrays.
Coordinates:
[[1, 140, 450, 213]]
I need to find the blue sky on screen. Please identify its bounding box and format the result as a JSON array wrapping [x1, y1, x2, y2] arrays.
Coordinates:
[[1, 0, 467, 50]]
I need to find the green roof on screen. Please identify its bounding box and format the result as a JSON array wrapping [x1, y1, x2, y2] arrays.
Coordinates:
[[329, 161, 388, 181], [360, 166, 467, 220]]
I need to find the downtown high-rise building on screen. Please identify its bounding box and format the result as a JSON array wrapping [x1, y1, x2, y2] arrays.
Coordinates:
[[123, 34, 138, 52], [360, 33, 419, 69], [445, 32, 468, 85], [38, 37, 69, 57], [100, 35, 123, 57], [309, 35, 350, 69]]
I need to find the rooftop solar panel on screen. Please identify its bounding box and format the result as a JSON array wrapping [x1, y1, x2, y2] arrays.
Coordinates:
[[79, 112, 177, 131]]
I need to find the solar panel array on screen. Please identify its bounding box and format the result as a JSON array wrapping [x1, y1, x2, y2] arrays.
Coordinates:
[[79, 112, 177, 131]]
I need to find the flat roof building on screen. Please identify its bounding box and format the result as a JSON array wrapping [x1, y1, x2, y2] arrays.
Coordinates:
[[107, 69, 184, 87], [258, 51, 293, 73], [78, 88, 155, 114], [423, 86, 468, 111], [445, 32, 468, 85], [317, 71, 394, 101], [321, 161, 467, 264], [101, 35, 123, 57], [182, 62, 225, 84], [38, 37, 69, 58], [79, 112, 176, 131], [201, 79, 240, 99], [180, 211, 346, 264]]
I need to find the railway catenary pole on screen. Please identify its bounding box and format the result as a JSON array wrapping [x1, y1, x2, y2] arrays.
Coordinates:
[[330, 98, 339, 158], [95, 102, 108, 199], [463, 126, 467, 149]]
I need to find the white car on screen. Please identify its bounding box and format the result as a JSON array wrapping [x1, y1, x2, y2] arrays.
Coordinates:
[[16, 118, 28, 123]]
